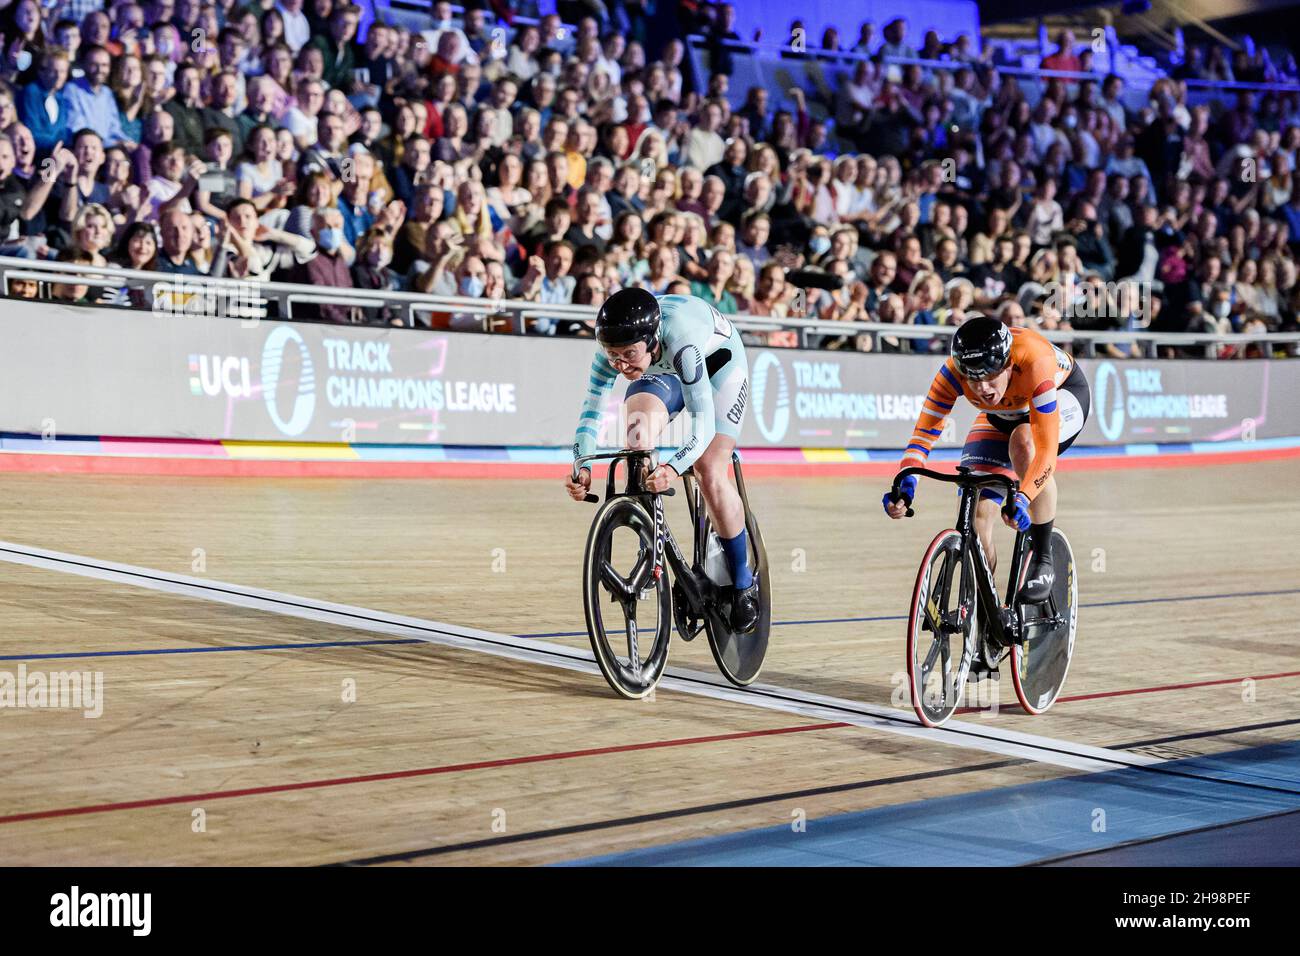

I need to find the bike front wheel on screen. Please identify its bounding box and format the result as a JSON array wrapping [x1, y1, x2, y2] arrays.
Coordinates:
[[582, 496, 673, 699], [906, 529, 978, 727]]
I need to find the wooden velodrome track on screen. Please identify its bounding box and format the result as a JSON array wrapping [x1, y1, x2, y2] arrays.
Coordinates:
[[0, 455, 1297, 865]]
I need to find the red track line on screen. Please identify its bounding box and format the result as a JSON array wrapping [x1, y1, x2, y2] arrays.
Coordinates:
[[0, 721, 848, 826], [5, 664, 1299, 825], [9, 663, 1300, 825], [954, 668, 1300, 714], [0, 445, 1297, 478], [1056, 669, 1300, 703]]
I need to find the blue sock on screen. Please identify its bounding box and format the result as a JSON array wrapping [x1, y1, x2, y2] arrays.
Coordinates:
[[721, 529, 753, 589]]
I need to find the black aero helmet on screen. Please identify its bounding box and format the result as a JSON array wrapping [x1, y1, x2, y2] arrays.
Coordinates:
[[595, 287, 662, 348], [950, 315, 1013, 380]]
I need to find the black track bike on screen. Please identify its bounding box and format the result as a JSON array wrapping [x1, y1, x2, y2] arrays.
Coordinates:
[[573, 449, 771, 699], [887, 466, 1078, 727]]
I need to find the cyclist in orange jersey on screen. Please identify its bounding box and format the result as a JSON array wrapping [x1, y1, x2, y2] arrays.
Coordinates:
[[883, 313, 1091, 605]]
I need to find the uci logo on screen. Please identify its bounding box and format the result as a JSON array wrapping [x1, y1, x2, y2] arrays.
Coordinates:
[[1094, 362, 1125, 441], [190, 354, 252, 398], [750, 352, 790, 443], [261, 326, 317, 437]]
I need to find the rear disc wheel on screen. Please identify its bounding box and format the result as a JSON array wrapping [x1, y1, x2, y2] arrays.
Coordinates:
[[1010, 528, 1077, 715], [703, 508, 771, 687]]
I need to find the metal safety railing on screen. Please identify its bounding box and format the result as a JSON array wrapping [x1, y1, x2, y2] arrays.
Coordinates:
[[693, 33, 1300, 90], [2, 256, 1297, 359], [688, 35, 1300, 115]]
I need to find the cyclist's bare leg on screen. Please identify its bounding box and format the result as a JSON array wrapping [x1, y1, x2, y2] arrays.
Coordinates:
[[693, 433, 744, 538], [1009, 424, 1057, 523], [624, 392, 670, 453], [975, 497, 1000, 574], [624, 396, 744, 539], [697, 433, 758, 629]]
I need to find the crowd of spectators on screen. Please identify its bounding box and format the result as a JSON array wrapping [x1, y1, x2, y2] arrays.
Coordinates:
[[1171, 36, 1300, 86], [0, 0, 1295, 358]]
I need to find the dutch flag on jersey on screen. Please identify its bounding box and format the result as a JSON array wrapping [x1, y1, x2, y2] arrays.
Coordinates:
[[1032, 381, 1058, 415]]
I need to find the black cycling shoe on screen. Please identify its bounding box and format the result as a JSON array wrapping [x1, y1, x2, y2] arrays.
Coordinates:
[[967, 658, 1001, 683], [967, 638, 1002, 683], [729, 581, 760, 633], [1019, 553, 1055, 604]]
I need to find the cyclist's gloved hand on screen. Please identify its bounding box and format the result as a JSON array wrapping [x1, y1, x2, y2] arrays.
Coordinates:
[[565, 466, 592, 502], [882, 474, 917, 517], [1002, 491, 1031, 532]]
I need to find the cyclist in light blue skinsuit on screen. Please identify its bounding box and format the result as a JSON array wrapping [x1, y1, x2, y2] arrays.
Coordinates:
[[564, 289, 758, 632]]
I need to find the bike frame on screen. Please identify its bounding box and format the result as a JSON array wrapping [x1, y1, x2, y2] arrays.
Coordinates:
[[573, 450, 712, 616], [893, 465, 1064, 649], [953, 479, 1031, 649]]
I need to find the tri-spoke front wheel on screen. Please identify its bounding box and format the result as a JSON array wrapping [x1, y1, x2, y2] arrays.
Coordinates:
[[906, 529, 977, 727], [582, 497, 673, 699]]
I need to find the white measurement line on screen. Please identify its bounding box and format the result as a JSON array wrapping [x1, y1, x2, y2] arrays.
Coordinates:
[[0, 539, 1159, 774]]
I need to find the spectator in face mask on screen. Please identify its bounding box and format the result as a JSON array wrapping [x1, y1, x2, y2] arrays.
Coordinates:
[[449, 253, 514, 332], [432, 252, 485, 329], [806, 227, 833, 267], [274, 207, 355, 322], [452, 251, 486, 298]]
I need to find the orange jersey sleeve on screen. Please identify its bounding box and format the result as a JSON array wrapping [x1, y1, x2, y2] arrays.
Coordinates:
[[1020, 350, 1065, 501], [899, 359, 963, 469]]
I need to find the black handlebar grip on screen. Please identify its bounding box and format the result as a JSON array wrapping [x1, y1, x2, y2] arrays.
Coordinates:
[[584, 493, 599, 504]]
